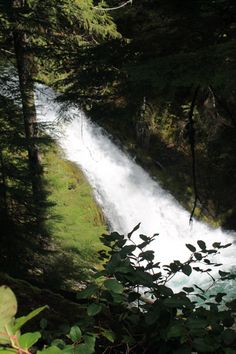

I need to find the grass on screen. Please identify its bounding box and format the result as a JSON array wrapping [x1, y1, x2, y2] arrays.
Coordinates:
[[0, 89, 107, 287], [43, 144, 107, 282]]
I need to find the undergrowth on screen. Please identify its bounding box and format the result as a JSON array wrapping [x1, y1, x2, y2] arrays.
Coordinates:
[[1, 226, 235, 354]]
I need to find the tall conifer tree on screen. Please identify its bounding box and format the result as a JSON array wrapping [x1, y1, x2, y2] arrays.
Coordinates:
[[0, 0, 119, 200]]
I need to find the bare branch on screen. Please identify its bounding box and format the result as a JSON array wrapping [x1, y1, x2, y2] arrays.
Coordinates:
[[0, 48, 15, 56], [187, 86, 200, 223], [93, 0, 132, 12]]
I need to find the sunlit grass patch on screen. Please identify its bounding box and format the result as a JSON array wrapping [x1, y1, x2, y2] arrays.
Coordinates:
[[44, 145, 107, 271]]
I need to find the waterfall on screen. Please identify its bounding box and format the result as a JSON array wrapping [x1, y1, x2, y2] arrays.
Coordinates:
[[36, 86, 235, 292]]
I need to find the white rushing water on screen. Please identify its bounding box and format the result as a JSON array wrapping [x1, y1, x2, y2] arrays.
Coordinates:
[[36, 86, 235, 291]]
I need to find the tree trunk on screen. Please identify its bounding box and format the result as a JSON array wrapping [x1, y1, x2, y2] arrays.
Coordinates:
[[0, 151, 9, 218], [12, 0, 42, 202]]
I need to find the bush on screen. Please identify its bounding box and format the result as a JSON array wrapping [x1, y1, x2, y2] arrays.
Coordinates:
[[0, 227, 236, 353]]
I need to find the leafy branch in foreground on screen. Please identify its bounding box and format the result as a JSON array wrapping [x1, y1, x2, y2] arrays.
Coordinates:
[[0, 286, 47, 354], [1, 227, 236, 353], [77, 227, 236, 353], [0, 286, 95, 354]]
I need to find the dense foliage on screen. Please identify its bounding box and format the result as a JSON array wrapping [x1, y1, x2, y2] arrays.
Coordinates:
[[0, 229, 236, 353]]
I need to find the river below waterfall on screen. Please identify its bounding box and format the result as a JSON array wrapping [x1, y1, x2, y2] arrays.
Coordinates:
[[36, 86, 236, 293]]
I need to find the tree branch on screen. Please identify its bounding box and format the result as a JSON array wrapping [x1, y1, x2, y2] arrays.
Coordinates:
[[209, 85, 236, 128], [0, 48, 15, 56], [187, 86, 200, 223], [93, 0, 132, 12]]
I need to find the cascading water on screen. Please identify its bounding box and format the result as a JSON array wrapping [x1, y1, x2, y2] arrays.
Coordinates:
[[36, 86, 235, 292]]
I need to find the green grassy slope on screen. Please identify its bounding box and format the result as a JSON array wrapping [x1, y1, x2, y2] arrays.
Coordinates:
[[42, 144, 107, 287]]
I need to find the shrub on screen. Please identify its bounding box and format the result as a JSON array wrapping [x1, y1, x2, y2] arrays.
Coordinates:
[[1, 226, 236, 353]]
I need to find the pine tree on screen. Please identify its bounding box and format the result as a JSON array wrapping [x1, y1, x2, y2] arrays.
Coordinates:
[[0, 0, 120, 275], [0, 0, 119, 201]]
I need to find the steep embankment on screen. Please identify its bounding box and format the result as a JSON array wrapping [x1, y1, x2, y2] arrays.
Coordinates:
[[42, 144, 107, 288], [45, 145, 106, 256]]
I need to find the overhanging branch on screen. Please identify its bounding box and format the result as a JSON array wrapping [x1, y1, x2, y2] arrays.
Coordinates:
[[93, 0, 132, 12]]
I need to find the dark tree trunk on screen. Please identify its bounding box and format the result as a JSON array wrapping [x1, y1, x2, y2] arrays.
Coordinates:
[[0, 151, 9, 218], [11, 0, 42, 202]]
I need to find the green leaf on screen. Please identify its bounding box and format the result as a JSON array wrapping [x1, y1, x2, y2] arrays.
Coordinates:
[[74, 335, 96, 354], [226, 299, 236, 311], [69, 326, 82, 342], [169, 262, 180, 273], [127, 223, 141, 238], [120, 245, 136, 257], [139, 250, 155, 261], [128, 291, 141, 302], [193, 338, 213, 352], [185, 244, 196, 252], [207, 250, 217, 254], [213, 242, 221, 248], [37, 346, 63, 354], [87, 303, 102, 317], [167, 324, 186, 338], [77, 284, 98, 299], [221, 329, 236, 345], [51, 339, 66, 349], [182, 264, 192, 276], [0, 286, 17, 344], [133, 269, 153, 286], [197, 240, 206, 250], [187, 319, 208, 330], [158, 285, 173, 296], [222, 243, 232, 249], [183, 287, 194, 293], [195, 294, 206, 301], [60, 345, 74, 354], [111, 293, 124, 304], [204, 259, 211, 264], [215, 293, 226, 303], [0, 286, 17, 327], [193, 267, 202, 272], [194, 252, 202, 260], [104, 279, 124, 294], [0, 350, 17, 354], [138, 241, 149, 249], [0, 332, 11, 346], [139, 234, 149, 242], [219, 270, 230, 277], [164, 296, 190, 308], [222, 316, 234, 328], [18, 332, 41, 350], [152, 272, 162, 281], [14, 306, 48, 332], [101, 329, 115, 343]]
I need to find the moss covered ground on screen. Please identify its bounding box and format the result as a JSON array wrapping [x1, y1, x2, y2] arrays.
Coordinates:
[[40, 144, 107, 288], [45, 145, 106, 256]]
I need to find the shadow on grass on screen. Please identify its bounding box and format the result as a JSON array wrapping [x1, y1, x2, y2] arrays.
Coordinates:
[[0, 95, 94, 289]]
